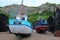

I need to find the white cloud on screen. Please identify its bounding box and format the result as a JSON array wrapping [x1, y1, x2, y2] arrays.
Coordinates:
[[0, 0, 60, 7]]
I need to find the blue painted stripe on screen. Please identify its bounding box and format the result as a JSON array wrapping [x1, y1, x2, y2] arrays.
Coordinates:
[[9, 24, 33, 29]]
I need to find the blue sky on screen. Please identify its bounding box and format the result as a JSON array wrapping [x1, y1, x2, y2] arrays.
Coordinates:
[[0, 0, 60, 7]]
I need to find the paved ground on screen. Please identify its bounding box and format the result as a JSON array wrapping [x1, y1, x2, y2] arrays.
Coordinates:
[[0, 30, 60, 40]]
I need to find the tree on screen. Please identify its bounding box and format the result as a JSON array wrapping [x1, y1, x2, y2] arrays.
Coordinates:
[[0, 10, 10, 17], [28, 12, 39, 24]]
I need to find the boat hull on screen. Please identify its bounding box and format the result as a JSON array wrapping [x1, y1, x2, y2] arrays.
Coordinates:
[[35, 25, 48, 31], [9, 25, 33, 34]]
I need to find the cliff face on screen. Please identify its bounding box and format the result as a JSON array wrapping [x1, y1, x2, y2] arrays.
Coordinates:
[[0, 4, 38, 16], [0, 3, 57, 16]]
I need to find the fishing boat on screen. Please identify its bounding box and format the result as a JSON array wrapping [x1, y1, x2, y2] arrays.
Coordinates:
[[34, 20, 48, 33], [8, 0, 33, 37]]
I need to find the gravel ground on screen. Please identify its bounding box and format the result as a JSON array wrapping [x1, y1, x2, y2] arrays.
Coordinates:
[[0, 30, 60, 40], [0, 32, 17, 40], [22, 30, 60, 40]]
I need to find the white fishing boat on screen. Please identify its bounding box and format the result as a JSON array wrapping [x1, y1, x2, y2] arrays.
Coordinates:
[[9, 0, 33, 37]]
